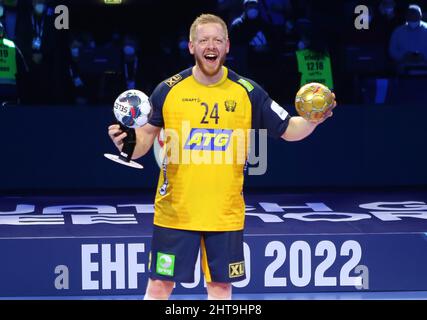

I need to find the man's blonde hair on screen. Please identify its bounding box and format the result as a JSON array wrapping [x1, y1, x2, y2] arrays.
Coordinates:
[[189, 14, 228, 42]]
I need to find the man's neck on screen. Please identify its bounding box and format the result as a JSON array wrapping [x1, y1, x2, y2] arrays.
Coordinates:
[[192, 65, 224, 86]]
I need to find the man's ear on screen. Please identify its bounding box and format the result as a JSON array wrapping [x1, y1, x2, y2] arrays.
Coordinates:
[[226, 38, 230, 54], [188, 40, 195, 55]]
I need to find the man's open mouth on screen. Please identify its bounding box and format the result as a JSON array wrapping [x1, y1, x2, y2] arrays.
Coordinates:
[[204, 53, 218, 63]]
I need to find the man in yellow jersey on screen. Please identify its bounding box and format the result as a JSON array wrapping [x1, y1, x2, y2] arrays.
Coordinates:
[[108, 14, 336, 300]]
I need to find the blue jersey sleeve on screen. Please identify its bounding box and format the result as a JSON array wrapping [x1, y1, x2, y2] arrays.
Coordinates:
[[246, 79, 291, 139], [149, 69, 191, 128], [148, 82, 169, 128]]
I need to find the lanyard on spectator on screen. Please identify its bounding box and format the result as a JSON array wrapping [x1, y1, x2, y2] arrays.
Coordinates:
[[31, 14, 44, 39], [124, 57, 138, 81]]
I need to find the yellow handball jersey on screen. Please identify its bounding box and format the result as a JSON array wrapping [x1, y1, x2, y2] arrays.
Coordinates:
[[149, 66, 290, 231]]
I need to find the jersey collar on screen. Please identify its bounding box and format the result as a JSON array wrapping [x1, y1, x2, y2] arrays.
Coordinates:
[[192, 66, 228, 87]]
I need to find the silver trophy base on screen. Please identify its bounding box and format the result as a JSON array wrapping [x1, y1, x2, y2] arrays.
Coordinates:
[[103, 153, 144, 169]]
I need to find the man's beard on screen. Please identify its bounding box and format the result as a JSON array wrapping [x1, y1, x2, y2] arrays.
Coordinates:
[[194, 53, 226, 77]]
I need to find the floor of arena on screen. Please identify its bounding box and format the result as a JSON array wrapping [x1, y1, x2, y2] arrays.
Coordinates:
[[1, 188, 426, 300]]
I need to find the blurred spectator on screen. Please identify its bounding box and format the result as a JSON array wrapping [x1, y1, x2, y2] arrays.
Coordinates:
[[336, 2, 393, 103], [121, 35, 139, 91], [68, 36, 87, 104], [15, 0, 69, 104], [100, 34, 149, 104], [68, 31, 124, 105], [294, 18, 334, 89], [258, 0, 295, 61], [389, 4, 427, 74], [229, 0, 276, 88], [369, 1, 402, 74], [0, 0, 18, 41], [375, 0, 401, 33], [0, 20, 17, 103], [268, 5, 299, 104], [0, 19, 28, 105], [258, 0, 292, 27], [217, 0, 242, 24], [29, 1, 48, 66]]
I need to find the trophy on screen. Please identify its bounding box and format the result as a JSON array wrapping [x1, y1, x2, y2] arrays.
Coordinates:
[[104, 90, 151, 169]]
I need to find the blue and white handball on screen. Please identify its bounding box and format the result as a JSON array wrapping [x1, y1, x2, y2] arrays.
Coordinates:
[[113, 89, 152, 128]]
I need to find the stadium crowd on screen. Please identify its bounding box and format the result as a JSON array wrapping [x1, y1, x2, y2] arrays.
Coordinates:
[[1, 0, 427, 106]]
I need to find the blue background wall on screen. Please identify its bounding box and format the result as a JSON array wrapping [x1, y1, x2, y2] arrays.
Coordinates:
[[1, 104, 426, 192]]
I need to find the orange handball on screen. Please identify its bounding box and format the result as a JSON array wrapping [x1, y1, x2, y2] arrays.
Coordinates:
[[295, 82, 335, 122]]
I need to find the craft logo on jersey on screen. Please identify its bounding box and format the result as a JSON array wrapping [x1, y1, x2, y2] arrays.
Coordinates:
[[184, 128, 233, 151], [225, 100, 237, 112], [229, 261, 245, 278], [182, 97, 200, 103]]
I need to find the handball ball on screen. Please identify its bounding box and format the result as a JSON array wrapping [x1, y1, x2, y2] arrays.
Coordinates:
[[295, 82, 334, 122], [113, 89, 152, 128]]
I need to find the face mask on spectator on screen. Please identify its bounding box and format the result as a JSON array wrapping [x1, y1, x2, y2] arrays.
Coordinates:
[[123, 45, 135, 56], [408, 21, 420, 28], [0, 5, 4, 17], [246, 8, 259, 19], [71, 47, 79, 58], [34, 3, 45, 15]]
